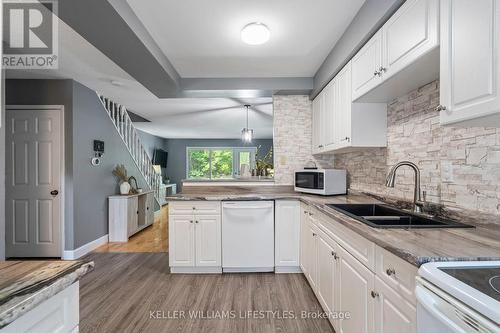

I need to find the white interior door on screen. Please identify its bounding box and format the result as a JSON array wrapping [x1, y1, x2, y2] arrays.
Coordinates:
[[6, 107, 63, 257]]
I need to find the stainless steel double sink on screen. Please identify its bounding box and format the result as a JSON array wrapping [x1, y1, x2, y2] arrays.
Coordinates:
[[326, 204, 474, 229]]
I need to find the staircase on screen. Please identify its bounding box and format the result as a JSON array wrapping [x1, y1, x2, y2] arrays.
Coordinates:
[[97, 93, 162, 206]]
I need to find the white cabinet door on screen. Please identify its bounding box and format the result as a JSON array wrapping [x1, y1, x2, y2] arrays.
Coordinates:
[[194, 215, 221, 267], [127, 197, 138, 237], [323, 79, 336, 149], [381, 0, 439, 80], [440, 0, 500, 126], [312, 94, 323, 154], [305, 220, 318, 290], [317, 232, 339, 317], [336, 62, 352, 148], [275, 201, 301, 268], [337, 245, 375, 333], [299, 207, 309, 274], [169, 215, 195, 266], [352, 31, 383, 101], [374, 276, 416, 333]]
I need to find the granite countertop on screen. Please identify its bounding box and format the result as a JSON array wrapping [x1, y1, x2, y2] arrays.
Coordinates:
[[182, 177, 275, 183], [0, 260, 94, 329], [167, 186, 500, 267]]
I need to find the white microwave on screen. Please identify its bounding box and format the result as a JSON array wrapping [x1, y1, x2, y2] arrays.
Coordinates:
[[294, 169, 347, 195]]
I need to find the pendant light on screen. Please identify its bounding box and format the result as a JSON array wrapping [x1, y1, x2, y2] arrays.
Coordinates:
[[241, 104, 254, 143]]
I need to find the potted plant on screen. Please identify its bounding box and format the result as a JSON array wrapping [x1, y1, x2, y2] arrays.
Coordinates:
[[255, 146, 274, 177], [112, 164, 131, 195]]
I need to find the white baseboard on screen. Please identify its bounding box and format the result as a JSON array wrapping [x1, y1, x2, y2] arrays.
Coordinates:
[[274, 266, 302, 273], [62, 234, 108, 260], [170, 266, 222, 274]]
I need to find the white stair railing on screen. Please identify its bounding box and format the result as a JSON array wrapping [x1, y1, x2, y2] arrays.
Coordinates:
[[97, 93, 162, 205]]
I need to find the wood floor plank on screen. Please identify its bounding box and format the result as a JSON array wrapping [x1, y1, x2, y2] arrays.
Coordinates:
[[79, 252, 334, 333]]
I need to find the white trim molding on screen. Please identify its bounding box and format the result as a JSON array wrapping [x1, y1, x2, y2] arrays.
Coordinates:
[[62, 234, 108, 260]]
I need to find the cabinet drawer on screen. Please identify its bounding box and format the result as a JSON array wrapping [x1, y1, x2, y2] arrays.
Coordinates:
[[375, 246, 417, 304], [315, 209, 376, 271], [169, 201, 221, 215]]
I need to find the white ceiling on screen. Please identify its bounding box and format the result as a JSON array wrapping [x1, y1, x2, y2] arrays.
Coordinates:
[[127, 0, 365, 78], [133, 97, 273, 139]]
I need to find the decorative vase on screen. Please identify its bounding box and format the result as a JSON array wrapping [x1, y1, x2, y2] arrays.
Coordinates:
[[120, 181, 131, 195]]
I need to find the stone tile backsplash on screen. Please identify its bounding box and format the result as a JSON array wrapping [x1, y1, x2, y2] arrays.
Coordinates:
[[335, 80, 500, 215], [273, 95, 335, 185]]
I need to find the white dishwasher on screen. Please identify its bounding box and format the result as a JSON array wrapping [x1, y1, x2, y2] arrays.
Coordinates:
[[222, 201, 274, 272]]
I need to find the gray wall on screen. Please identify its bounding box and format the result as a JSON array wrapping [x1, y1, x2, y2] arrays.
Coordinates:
[[312, 0, 405, 97], [71, 81, 148, 249], [137, 129, 168, 160], [5, 79, 150, 251], [166, 139, 273, 189]]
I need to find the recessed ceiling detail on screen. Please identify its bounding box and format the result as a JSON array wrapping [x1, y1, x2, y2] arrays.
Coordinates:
[[126, 0, 365, 78]]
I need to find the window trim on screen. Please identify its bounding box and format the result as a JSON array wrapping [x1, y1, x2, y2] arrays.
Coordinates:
[[186, 146, 257, 180]]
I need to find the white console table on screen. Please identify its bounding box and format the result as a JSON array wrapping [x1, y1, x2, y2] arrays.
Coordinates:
[[159, 183, 177, 205], [108, 191, 155, 242]]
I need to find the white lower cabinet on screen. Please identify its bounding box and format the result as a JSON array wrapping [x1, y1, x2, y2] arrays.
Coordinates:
[[275, 201, 301, 272], [305, 218, 318, 289], [300, 204, 416, 333], [337, 244, 375, 333], [1, 282, 79, 333], [374, 276, 417, 333], [169, 215, 195, 267], [194, 215, 221, 267], [316, 229, 339, 330], [169, 202, 221, 273]]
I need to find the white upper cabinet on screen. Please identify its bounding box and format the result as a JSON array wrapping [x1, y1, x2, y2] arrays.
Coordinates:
[[352, 31, 384, 101], [352, 0, 439, 102], [312, 94, 324, 154], [311, 62, 387, 154], [381, 0, 439, 80], [323, 79, 337, 150], [439, 0, 500, 126]]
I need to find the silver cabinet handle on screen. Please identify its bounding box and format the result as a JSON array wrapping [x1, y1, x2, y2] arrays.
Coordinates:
[[341, 137, 350, 142], [371, 291, 379, 298], [312, 232, 317, 237], [379, 66, 387, 73], [435, 105, 447, 112], [386, 268, 396, 276], [331, 251, 339, 260], [374, 70, 381, 76]]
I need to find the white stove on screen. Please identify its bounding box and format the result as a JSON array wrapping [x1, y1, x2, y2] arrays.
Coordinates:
[[417, 261, 500, 333]]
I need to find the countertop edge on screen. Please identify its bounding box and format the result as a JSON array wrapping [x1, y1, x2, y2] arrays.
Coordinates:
[[0, 261, 94, 329], [166, 193, 500, 268]]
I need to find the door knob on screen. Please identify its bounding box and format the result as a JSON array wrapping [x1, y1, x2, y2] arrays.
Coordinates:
[[50, 190, 59, 196]]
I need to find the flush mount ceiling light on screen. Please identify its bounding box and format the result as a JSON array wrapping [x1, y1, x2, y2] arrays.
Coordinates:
[[241, 104, 254, 143], [241, 22, 270, 45]]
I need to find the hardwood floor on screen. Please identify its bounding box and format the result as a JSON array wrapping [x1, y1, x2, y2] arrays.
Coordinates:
[[94, 206, 168, 253], [79, 252, 334, 333]]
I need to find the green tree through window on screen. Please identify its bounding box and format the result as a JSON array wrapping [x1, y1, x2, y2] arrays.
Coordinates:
[[187, 148, 247, 180]]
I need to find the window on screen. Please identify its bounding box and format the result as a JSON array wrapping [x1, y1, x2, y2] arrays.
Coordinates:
[[187, 147, 256, 180]]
